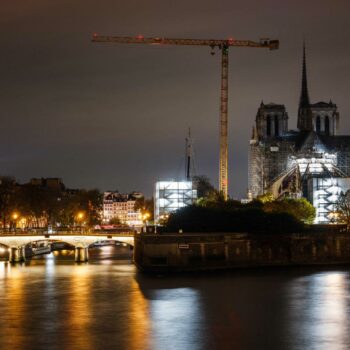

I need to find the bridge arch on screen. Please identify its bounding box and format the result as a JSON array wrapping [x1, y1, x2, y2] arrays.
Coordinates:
[[0, 232, 135, 262]]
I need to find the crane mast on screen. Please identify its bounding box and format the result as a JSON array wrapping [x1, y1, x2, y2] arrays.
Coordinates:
[[92, 34, 279, 200]]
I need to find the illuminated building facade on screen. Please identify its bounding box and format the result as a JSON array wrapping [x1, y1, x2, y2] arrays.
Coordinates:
[[249, 46, 350, 223], [103, 191, 143, 227], [154, 181, 197, 223]]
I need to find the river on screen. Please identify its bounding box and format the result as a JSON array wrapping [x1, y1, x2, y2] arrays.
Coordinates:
[[0, 246, 350, 350]]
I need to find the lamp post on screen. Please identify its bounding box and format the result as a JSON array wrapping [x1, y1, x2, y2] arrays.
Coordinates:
[[76, 211, 85, 232], [11, 212, 19, 232], [142, 212, 150, 224]]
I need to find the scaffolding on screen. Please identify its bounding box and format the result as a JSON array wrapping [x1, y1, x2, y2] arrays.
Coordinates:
[[309, 177, 350, 223], [154, 181, 197, 223]]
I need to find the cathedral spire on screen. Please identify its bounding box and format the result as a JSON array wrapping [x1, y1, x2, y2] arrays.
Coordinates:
[[297, 42, 313, 131], [299, 42, 310, 109]]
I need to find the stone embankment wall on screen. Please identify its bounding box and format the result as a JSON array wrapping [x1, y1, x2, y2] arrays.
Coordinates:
[[133, 232, 350, 272]]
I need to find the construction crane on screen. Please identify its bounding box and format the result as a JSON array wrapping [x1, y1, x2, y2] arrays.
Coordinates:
[[92, 34, 279, 200]]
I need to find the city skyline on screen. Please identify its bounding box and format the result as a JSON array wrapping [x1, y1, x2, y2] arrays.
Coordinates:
[[2, 0, 350, 197]]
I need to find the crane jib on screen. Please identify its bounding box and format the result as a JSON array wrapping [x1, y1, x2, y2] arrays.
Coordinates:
[[92, 36, 279, 50]]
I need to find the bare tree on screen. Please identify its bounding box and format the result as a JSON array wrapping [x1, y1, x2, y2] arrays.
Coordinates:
[[336, 190, 350, 228], [0, 177, 17, 229]]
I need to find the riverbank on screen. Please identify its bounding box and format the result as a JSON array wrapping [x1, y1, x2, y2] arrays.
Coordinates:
[[134, 231, 350, 272]]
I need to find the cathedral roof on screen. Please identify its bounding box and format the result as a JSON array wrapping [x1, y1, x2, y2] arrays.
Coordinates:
[[295, 131, 329, 152], [311, 101, 337, 108], [318, 135, 350, 149], [260, 102, 285, 110], [265, 132, 350, 152]]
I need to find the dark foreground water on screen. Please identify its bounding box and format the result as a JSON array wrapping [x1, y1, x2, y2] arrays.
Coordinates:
[[1, 247, 350, 350]]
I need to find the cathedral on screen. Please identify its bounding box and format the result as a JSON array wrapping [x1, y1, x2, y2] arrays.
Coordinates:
[[248, 46, 350, 223]]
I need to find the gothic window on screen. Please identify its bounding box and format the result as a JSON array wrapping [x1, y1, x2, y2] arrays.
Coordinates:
[[274, 115, 279, 136], [266, 116, 271, 136], [316, 116, 321, 133], [325, 116, 330, 135]]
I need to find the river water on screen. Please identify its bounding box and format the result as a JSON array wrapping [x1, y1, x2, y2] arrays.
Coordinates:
[[0, 246, 350, 350]]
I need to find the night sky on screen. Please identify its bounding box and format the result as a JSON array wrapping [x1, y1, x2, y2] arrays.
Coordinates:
[[2, 0, 350, 198]]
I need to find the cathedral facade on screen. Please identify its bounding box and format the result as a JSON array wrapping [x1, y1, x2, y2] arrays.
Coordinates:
[[248, 46, 350, 223]]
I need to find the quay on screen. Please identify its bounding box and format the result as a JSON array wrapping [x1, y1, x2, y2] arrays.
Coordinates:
[[133, 231, 350, 272], [3, 230, 350, 272]]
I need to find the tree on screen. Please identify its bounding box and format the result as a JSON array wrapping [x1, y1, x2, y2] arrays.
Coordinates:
[[109, 216, 121, 225], [263, 197, 316, 224], [166, 203, 303, 234], [193, 175, 221, 207], [81, 189, 103, 225], [18, 185, 57, 227], [256, 193, 275, 204], [336, 190, 350, 227], [134, 197, 154, 222], [0, 177, 18, 228], [57, 189, 103, 227]]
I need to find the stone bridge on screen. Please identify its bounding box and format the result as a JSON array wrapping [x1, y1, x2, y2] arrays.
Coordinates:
[[0, 231, 135, 263]]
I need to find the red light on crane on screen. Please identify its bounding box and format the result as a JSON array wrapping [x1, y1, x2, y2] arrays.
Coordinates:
[[228, 37, 235, 44], [93, 33, 98, 37], [136, 34, 144, 40]]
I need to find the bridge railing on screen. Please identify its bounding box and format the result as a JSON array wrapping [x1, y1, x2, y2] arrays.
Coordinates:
[[0, 230, 136, 237]]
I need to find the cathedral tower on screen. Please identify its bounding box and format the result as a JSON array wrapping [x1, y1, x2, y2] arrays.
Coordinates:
[[255, 102, 288, 140]]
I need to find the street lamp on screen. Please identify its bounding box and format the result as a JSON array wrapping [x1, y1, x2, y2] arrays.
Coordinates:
[[11, 212, 19, 232], [76, 211, 85, 232], [142, 212, 150, 222]]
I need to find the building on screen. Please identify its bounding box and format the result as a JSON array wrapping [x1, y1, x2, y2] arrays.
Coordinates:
[[29, 178, 65, 191], [248, 45, 350, 223], [154, 180, 197, 223], [102, 191, 143, 227]]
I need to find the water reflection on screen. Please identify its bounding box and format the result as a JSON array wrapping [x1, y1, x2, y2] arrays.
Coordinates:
[[1, 252, 350, 350], [127, 280, 151, 349], [0, 263, 27, 349], [288, 271, 350, 350], [148, 287, 203, 350], [66, 265, 94, 350]]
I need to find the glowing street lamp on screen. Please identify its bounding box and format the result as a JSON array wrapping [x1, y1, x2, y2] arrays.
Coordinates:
[[11, 212, 19, 232], [142, 212, 150, 221], [75, 211, 85, 232], [141, 212, 151, 228]]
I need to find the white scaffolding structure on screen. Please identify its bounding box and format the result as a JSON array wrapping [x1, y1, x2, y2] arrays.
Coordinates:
[[154, 181, 197, 223]]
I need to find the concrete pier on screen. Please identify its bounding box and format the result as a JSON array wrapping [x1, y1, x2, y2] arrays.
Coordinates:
[[75, 247, 89, 262], [9, 247, 26, 263]]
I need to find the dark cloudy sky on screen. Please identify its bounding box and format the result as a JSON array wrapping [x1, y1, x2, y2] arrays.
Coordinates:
[[1, 0, 350, 197]]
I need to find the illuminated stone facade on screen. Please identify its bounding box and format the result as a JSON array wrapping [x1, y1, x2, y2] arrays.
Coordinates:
[[248, 47, 350, 223], [103, 191, 143, 227]]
